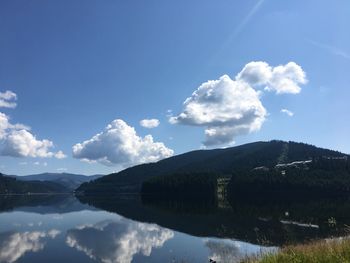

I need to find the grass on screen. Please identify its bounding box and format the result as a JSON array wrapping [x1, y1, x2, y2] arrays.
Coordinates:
[[242, 238, 350, 263]]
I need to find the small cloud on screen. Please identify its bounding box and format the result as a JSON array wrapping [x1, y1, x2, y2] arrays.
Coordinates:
[[55, 151, 67, 159], [0, 90, 17, 108], [33, 161, 48, 166], [48, 229, 61, 239], [281, 109, 294, 117], [139, 119, 160, 129], [19, 162, 27, 165], [57, 168, 67, 172], [166, 110, 173, 118], [237, 61, 307, 94]]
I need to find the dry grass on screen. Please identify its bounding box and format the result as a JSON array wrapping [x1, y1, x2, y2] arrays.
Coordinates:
[[242, 238, 350, 263]]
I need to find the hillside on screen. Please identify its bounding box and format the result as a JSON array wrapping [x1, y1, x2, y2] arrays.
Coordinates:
[[14, 173, 104, 190], [0, 173, 68, 194], [77, 140, 347, 195]]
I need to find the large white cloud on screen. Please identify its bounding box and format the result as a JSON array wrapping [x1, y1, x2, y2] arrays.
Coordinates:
[[236, 61, 307, 94], [170, 61, 306, 147], [66, 219, 174, 263], [140, 119, 160, 129], [72, 119, 173, 167], [170, 75, 266, 147], [0, 112, 65, 159], [2, 130, 55, 158], [0, 112, 29, 140], [0, 90, 17, 108]]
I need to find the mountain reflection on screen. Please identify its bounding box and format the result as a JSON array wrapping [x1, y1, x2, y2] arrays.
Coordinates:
[[78, 194, 350, 246], [0, 229, 61, 263], [66, 218, 174, 263]]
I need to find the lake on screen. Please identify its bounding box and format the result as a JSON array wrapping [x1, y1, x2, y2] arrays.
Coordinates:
[[1, 194, 350, 263]]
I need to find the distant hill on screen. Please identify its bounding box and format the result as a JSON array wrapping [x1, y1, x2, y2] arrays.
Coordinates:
[[0, 173, 68, 194], [14, 173, 104, 190], [77, 140, 348, 195]]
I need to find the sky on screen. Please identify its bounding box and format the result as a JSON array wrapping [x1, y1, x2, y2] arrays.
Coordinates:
[[0, 0, 349, 176]]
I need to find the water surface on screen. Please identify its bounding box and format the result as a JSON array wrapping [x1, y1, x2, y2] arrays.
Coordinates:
[[1, 194, 350, 262], [0, 194, 272, 263]]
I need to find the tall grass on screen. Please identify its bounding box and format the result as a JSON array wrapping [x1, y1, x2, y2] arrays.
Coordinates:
[[242, 238, 350, 263]]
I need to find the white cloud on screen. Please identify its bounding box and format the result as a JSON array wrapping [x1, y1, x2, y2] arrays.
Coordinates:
[[0, 90, 17, 108], [1, 129, 56, 158], [0, 112, 10, 139], [169, 74, 266, 147], [0, 112, 65, 159], [47, 229, 61, 239], [139, 119, 160, 129], [281, 108, 294, 117], [66, 219, 174, 263], [0, 113, 29, 140], [170, 61, 306, 147], [72, 119, 173, 167], [54, 150, 67, 159], [236, 61, 307, 94]]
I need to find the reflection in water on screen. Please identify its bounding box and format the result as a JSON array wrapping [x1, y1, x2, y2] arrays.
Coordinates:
[[205, 240, 241, 263], [0, 229, 61, 263], [79, 194, 350, 246], [66, 218, 174, 263]]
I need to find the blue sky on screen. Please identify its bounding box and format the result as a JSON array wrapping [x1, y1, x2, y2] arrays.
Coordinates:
[[0, 0, 349, 175]]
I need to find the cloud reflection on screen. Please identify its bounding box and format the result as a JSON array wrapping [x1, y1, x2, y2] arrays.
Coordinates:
[[66, 218, 174, 263], [206, 240, 242, 263], [0, 229, 61, 263]]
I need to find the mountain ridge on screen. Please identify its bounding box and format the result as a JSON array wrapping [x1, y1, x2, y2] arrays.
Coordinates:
[[13, 172, 104, 190], [77, 140, 348, 194]]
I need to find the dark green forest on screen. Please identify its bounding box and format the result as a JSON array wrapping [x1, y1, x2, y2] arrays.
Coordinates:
[[141, 172, 219, 198], [228, 157, 350, 199], [0, 173, 68, 194]]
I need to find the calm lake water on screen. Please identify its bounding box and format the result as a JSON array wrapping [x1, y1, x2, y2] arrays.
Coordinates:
[[1, 194, 349, 263]]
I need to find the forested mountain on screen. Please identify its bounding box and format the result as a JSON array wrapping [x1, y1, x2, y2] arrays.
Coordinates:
[[228, 155, 350, 199], [77, 140, 348, 195], [14, 173, 104, 190], [0, 173, 68, 194]]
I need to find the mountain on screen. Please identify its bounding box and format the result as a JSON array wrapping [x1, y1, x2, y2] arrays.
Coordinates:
[[77, 140, 348, 195], [0, 173, 68, 194], [14, 173, 104, 190]]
